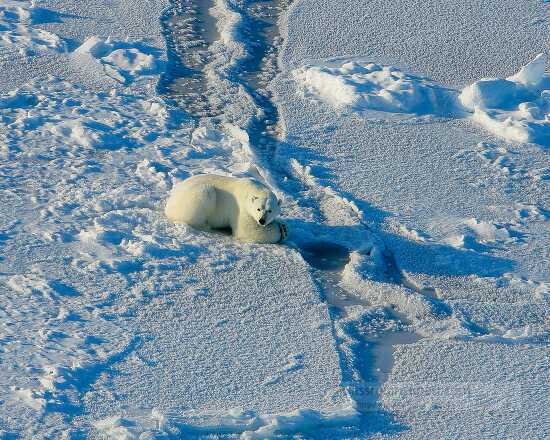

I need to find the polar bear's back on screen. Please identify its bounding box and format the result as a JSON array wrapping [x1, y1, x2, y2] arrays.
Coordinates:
[[180, 174, 261, 194], [164, 178, 213, 226], [164, 174, 260, 228]]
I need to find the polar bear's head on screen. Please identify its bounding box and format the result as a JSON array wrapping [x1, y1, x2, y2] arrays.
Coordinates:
[[248, 191, 281, 226]]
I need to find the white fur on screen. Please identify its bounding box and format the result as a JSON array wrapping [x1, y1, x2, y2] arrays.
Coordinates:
[[165, 174, 288, 243]]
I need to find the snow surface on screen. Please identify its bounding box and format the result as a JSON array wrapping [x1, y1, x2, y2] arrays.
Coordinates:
[[0, 0, 353, 438], [460, 53, 550, 146], [293, 61, 459, 116], [275, 0, 549, 437], [1, 0, 549, 438], [74, 36, 163, 85], [293, 55, 549, 145], [0, 1, 67, 55]]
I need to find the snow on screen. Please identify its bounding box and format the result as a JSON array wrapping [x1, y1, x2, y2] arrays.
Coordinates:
[[293, 61, 458, 115], [293, 55, 549, 145], [75, 36, 163, 85], [74, 35, 114, 58], [0, 0, 67, 55], [0, 0, 356, 437], [0, 75, 348, 436], [511, 53, 547, 87], [460, 53, 550, 146], [1, 0, 549, 437], [383, 340, 549, 439], [0, 0, 168, 93], [94, 406, 358, 439], [275, 0, 549, 437], [463, 218, 511, 242]]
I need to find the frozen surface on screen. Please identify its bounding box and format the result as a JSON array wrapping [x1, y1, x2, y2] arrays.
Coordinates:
[[0, 0, 168, 92], [275, 0, 549, 437], [281, 0, 550, 88], [0, 0, 67, 54], [382, 340, 549, 439], [75, 36, 163, 85], [0, 0, 352, 438], [1, 0, 549, 437], [293, 55, 549, 145]]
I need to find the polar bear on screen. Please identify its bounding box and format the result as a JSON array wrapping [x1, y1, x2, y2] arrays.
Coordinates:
[[165, 174, 288, 243]]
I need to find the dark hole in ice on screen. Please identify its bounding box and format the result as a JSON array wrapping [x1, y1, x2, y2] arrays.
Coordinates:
[[299, 241, 350, 271]]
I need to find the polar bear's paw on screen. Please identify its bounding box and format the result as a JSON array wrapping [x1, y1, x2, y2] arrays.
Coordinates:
[[278, 222, 289, 242]]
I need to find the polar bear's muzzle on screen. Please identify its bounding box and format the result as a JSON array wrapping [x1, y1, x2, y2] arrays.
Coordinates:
[[258, 217, 266, 226]]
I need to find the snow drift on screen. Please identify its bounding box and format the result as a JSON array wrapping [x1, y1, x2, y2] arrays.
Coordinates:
[[294, 54, 549, 146], [459, 53, 549, 146], [293, 60, 459, 115]]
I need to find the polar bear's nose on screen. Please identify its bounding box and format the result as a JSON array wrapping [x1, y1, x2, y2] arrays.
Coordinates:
[[259, 217, 266, 225]]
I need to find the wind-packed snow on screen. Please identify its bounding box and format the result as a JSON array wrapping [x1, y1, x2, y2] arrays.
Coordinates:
[[460, 53, 550, 146], [94, 405, 359, 439], [275, 0, 549, 437], [293, 55, 549, 145], [0, 1, 67, 54], [75, 36, 163, 85], [293, 61, 458, 116]]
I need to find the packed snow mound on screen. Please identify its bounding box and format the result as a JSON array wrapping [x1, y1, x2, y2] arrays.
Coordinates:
[[0, 1, 67, 54], [294, 56, 549, 146], [464, 218, 511, 242], [74, 35, 114, 58], [75, 36, 162, 85], [293, 61, 458, 115], [441, 217, 516, 250], [509, 53, 547, 88], [460, 54, 549, 146]]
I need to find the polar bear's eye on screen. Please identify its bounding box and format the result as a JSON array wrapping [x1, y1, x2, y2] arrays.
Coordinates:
[[267, 210, 272, 213]]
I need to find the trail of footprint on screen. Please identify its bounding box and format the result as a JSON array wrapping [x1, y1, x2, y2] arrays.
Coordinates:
[[160, 0, 221, 117]]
